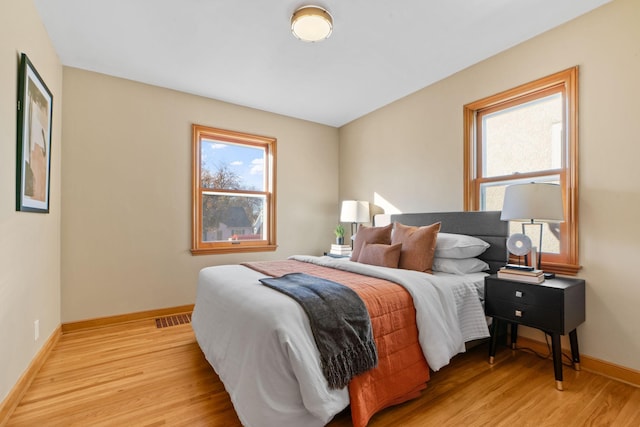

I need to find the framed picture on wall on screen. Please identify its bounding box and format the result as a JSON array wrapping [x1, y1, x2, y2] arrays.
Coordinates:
[[16, 53, 53, 213]]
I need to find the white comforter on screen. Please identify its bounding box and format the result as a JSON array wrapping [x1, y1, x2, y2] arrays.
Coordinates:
[[192, 256, 489, 427]]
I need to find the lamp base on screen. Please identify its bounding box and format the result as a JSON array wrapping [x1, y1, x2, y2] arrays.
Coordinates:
[[544, 272, 556, 279]]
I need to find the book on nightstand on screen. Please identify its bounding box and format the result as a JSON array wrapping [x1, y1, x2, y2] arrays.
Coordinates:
[[330, 244, 352, 256], [497, 266, 545, 283]]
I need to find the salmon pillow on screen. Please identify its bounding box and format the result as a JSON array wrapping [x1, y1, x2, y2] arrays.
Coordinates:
[[357, 242, 402, 268], [391, 222, 441, 272], [350, 223, 393, 261]]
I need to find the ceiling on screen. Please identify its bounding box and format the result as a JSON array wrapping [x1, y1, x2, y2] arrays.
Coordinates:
[[34, 0, 610, 127]]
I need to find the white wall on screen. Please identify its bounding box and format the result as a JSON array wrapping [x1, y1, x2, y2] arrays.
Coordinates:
[[339, 0, 640, 371], [61, 68, 340, 322], [0, 0, 62, 403]]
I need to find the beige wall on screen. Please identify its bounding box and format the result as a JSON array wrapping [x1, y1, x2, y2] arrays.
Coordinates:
[[61, 68, 339, 322], [340, 0, 640, 371], [0, 0, 62, 403]]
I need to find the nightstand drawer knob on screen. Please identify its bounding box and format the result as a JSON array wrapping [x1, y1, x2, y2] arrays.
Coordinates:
[[515, 310, 522, 317], [515, 291, 523, 298]]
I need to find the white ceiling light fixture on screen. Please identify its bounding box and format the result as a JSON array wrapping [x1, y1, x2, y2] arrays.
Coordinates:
[[291, 5, 333, 42]]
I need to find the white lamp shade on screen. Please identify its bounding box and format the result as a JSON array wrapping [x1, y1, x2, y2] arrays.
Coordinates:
[[501, 183, 564, 223], [340, 200, 370, 223]]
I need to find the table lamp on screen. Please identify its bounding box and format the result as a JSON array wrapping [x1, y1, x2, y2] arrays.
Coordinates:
[[500, 183, 564, 277], [340, 200, 370, 248]]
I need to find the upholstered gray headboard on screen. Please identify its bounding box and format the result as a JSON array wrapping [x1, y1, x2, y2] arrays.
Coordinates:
[[373, 211, 508, 274]]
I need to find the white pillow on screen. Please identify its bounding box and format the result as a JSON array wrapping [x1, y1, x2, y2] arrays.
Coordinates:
[[432, 257, 489, 275], [434, 233, 490, 259]]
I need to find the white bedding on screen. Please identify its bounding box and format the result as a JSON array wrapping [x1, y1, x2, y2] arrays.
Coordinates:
[[192, 256, 490, 427]]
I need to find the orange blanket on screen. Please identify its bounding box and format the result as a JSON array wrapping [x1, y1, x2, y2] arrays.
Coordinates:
[[244, 260, 430, 427]]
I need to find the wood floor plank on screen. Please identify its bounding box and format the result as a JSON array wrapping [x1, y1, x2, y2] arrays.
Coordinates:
[[6, 318, 639, 426], [613, 387, 640, 425]]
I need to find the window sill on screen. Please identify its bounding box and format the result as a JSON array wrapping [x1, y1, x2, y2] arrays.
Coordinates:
[[543, 261, 581, 276], [191, 244, 277, 256]]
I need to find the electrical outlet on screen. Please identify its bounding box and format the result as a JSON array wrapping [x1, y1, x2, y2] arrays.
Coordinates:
[[34, 319, 39, 341]]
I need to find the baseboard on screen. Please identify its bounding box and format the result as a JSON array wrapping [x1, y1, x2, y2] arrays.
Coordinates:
[[61, 304, 195, 333], [516, 336, 640, 388], [0, 326, 62, 426]]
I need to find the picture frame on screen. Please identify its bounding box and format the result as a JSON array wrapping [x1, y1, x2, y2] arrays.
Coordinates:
[[16, 53, 53, 213]]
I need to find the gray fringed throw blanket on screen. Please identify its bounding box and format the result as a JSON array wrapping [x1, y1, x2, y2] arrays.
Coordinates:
[[259, 272, 378, 389]]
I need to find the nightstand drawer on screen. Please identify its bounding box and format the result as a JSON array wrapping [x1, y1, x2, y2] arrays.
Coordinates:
[[486, 280, 563, 311], [486, 299, 562, 332]]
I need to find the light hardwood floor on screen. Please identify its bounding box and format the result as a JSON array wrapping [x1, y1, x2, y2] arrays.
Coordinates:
[[7, 319, 640, 426]]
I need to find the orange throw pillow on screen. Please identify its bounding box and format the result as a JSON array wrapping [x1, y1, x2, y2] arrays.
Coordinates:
[[391, 222, 441, 272], [350, 223, 393, 261]]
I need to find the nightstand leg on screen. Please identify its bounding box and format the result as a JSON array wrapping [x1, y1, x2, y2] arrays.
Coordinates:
[[569, 329, 581, 371], [551, 333, 564, 391], [488, 319, 499, 364], [510, 323, 518, 349]]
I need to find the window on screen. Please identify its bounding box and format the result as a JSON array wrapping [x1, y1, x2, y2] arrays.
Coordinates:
[[192, 124, 276, 254], [464, 67, 579, 275]]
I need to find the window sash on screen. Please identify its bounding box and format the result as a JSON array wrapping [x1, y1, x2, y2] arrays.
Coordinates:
[[478, 88, 564, 179], [200, 138, 267, 191], [200, 192, 268, 243]]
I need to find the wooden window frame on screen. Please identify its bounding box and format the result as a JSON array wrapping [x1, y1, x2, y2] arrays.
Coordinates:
[[191, 124, 277, 255], [463, 67, 580, 275]]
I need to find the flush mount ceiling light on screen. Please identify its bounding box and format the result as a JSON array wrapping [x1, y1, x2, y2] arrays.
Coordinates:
[[291, 5, 333, 42]]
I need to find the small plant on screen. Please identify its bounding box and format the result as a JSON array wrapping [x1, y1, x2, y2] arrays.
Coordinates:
[[334, 224, 346, 245]]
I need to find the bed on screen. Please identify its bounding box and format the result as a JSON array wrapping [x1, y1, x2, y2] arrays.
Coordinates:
[[192, 211, 508, 427]]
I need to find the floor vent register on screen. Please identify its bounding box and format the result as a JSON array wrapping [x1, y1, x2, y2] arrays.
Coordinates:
[[155, 313, 192, 329]]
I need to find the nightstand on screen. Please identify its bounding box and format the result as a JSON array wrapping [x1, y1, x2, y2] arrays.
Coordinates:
[[485, 275, 585, 390]]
